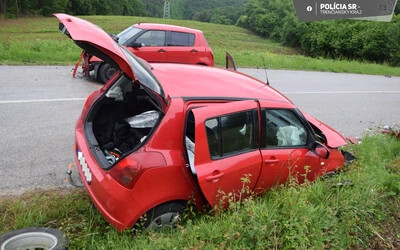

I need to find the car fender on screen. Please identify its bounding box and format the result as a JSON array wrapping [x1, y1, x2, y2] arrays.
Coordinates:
[[127, 163, 204, 228], [302, 111, 347, 148]]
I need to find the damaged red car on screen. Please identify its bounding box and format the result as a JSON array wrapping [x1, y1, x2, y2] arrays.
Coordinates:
[[56, 14, 347, 231]]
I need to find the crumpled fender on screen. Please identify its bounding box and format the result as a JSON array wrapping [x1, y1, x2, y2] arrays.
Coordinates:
[[302, 111, 347, 148]]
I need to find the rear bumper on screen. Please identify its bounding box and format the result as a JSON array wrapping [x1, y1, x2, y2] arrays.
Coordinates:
[[74, 129, 142, 231]]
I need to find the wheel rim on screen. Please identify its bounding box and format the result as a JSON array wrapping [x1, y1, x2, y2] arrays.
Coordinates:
[[1, 232, 58, 250], [105, 67, 117, 80], [148, 212, 181, 230]]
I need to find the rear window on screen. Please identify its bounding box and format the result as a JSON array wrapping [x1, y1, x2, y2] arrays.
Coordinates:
[[169, 31, 195, 46]]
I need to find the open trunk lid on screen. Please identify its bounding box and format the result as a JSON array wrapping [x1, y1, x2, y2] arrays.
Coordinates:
[[54, 13, 165, 99]]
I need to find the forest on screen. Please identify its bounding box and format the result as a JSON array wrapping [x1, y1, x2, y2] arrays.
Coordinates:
[[238, 0, 400, 66], [0, 0, 247, 24]]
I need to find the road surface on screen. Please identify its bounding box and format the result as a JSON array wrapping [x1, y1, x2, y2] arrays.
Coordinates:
[[0, 65, 399, 194]]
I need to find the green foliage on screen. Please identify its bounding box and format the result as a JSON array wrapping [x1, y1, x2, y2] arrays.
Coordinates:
[[210, 14, 232, 25], [1, 0, 149, 17], [162, 0, 247, 24], [240, 0, 400, 66]]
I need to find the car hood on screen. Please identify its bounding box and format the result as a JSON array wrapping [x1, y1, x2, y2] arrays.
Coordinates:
[[302, 111, 347, 148], [54, 14, 165, 99]]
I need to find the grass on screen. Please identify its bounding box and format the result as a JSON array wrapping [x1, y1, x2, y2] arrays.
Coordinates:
[[1, 134, 400, 249], [0, 15, 399, 76]]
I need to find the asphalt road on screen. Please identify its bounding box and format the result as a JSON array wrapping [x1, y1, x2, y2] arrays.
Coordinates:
[[0, 65, 399, 194]]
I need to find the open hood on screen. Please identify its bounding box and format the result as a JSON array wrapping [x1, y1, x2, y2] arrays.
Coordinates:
[[302, 111, 347, 148], [54, 14, 165, 98]]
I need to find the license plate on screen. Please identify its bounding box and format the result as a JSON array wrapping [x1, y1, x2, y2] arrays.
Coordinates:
[[77, 150, 92, 184]]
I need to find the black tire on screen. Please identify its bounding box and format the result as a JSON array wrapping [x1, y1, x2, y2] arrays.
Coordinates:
[[98, 63, 118, 84], [0, 227, 68, 250], [142, 202, 184, 230]]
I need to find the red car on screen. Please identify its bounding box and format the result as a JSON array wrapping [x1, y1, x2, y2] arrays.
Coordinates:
[[82, 22, 214, 83], [56, 14, 347, 231]]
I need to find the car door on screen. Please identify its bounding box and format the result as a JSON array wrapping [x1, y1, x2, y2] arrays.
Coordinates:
[[127, 29, 168, 62], [255, 105, 322, 192], [167, 31, 199, 64], [191, 100, 262, 208]]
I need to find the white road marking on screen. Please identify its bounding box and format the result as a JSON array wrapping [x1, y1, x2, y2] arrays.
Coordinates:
[[282, 91, 400, 94], [0, 91, 399, 104], [0, 98, 87, 104]]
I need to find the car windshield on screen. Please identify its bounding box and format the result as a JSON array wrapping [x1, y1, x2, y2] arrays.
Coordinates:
[[120, 46, 164, 98], [117, 26, 142, 45]]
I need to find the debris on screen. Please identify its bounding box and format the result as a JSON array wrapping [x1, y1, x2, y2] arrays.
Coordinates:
[[66, 163, 84, 187], [346, 136, 359, 144], [341, 150, 356, 164], [379, 124, 400, 139], [327, 179, 354, 188]]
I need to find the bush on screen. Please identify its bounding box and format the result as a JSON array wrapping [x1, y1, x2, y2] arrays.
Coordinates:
[[1, 0, 149, 17], [240, 0, 400, 66]]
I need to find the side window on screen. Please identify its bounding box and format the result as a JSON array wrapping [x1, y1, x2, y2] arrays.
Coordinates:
[[135, 30, 165, 46], [205, 111, 254, 159], [169, 32, 195, 46], [263, 109, 308, 147]]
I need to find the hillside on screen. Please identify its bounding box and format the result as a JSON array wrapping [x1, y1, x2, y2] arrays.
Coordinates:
[[0, 15, 399, 76]]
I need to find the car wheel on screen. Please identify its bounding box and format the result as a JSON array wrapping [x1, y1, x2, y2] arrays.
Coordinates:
[[143, 202, 184, 230], [98, 63, 118, 84], [0, 227, 68, 250]]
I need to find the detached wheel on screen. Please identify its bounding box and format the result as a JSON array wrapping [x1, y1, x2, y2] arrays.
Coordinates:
[[0, 227, 68, 250], [143, 202, 184, 230], [98, 63, 118, 84]]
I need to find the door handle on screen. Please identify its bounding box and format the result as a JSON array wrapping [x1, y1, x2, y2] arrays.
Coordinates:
[[190, 49, 198, 53], [264, 159, 279, 164], [158, 49, 166, 53], [206, 172, 224, 181]]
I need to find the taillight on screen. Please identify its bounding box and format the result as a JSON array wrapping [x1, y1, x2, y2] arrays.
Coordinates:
[[110, 160, 140, 189], [109, 152, 166, 189]]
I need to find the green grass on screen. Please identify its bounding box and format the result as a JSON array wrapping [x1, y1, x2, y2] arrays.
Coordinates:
[[1, 134, 400, 249], [0, 16, 399, 76]]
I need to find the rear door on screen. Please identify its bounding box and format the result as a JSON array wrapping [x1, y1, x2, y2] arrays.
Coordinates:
[[167, 31, 199, 64], [191, 100, 262, 208]]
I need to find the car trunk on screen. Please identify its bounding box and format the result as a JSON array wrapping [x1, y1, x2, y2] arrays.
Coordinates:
[[85, 74, 163, 169]]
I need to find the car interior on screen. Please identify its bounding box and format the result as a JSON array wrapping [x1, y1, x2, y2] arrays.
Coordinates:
[[88, 75, 162, 164]]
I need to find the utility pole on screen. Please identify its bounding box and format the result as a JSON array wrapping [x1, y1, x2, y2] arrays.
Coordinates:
[[163, 0, 170, 19]]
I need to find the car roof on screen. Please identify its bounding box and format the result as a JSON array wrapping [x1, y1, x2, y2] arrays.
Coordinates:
[[133, 23, 202, 34], [150, 63, 292, 104]]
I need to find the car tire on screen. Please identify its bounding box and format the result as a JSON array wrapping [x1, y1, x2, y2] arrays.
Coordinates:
[[143, 201, 184, 230], [0, 227, 68, 250], [98, 63, 118, 84]]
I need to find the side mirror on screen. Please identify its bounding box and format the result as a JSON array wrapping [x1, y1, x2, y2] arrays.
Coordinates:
[[310, 141, 330, 159], [129, 42, 142, 48]]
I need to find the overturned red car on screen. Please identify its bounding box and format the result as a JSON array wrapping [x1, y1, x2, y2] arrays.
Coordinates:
[[56, 14, 347, 231]]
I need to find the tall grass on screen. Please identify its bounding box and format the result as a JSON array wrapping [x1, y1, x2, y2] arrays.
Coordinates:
[[0, 16, 399, 76], [1, 134, 399, 248]]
